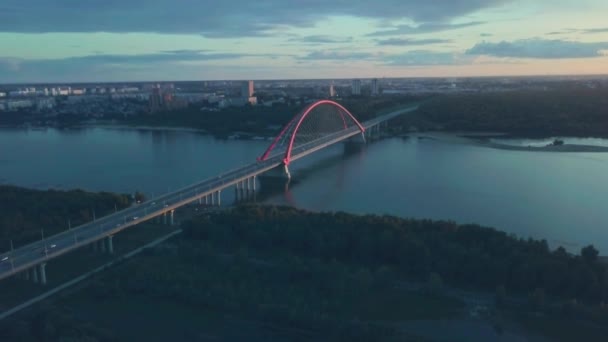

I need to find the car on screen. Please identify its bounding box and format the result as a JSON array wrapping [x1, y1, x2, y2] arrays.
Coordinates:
[[151, 202, 156, 206], [1, 256, 9, 262], [116, 223, 122, 227], [163, 204, 169, 208], [132, 216, 139, 220], [39, 244, 57, 255]]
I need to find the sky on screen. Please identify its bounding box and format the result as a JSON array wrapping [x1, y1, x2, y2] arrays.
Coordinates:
[[0, 0, 607, 82]]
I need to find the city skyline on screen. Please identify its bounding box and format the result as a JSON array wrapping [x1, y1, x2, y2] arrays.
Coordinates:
[[1, 0, 608, 82]]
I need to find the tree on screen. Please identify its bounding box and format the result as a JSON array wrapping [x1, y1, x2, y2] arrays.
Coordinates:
[[427, 272, 443, 296], [495, 285, 507, 308], [581, 245, 599, 264]]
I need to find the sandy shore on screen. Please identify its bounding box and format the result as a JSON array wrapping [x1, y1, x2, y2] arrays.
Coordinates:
[[412, 132, 608, 153]]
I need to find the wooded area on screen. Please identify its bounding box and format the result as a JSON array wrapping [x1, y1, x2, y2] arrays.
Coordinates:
[[0, 186, 131, 249], [413, 88, 608, 137]]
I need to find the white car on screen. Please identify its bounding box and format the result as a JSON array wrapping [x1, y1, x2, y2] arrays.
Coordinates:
[[1, 256, 9, 262], [132, 216, 139, 220]]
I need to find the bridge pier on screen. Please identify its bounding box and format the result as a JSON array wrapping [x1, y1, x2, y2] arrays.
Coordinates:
[[107, 235, 114, 254], [31, 266, 38, 283], [99, 238, 106, 253], [217, 191, 221, 206], [39, 263, 47, 285], [163, 212, 168, 225], [170, 210, 175, 226]]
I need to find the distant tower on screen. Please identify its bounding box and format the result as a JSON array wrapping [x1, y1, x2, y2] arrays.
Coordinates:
[[329, 82, 336, 98], [241, 80, 254, 98], [149, 84, 163, 112], [371, 78, 379, 96], [351, 79, 361, 96]]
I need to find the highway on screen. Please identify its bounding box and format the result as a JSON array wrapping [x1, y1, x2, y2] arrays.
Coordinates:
[[0, 104, 418, 281]]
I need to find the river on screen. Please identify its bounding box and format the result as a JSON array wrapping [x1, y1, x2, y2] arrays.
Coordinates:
[[1, 127, 608, 253]]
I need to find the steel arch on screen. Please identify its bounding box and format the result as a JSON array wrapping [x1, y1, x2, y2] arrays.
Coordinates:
[[258, 100, 365, 165]]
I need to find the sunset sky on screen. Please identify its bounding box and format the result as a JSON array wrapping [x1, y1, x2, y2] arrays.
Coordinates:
[[1, 0, 607, 82]]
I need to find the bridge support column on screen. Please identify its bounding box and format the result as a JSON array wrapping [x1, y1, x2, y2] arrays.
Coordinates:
[[99, 239, 106, 253], [170, 210, 175, 226], [205, 195, 209, 205], [39, 263, 47, 285], [32, 267, 38, 283], [198, 197, 202, 205], [284, 165, 291, 179], [253, 176, 257, 191], [107, 235, 114, 254], [211, 192, 215, 206], [217, 191, 221, 206], [163, 212, 168, 225]]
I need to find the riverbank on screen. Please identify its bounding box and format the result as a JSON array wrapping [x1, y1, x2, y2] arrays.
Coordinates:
[[411, 132, 608, 153], [80, 123, 209, 134]]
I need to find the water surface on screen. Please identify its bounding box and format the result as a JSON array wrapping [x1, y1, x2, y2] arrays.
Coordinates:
[[2, 128, 608, 252]]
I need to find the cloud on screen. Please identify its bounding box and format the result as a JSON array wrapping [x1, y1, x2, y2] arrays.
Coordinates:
[[385, 50, 471, 66], [0, 50, 268, 82], [0, 1, 509, 36], [466, 39, 608, 58], [289, 35, 353, 44], [546, 29, 578, 35], [375, 38, 452, 46], [298, 50, 378, 61], [582, 27, 608, 34], [548, 27, 608, 35], [368, 21, 484, 36]]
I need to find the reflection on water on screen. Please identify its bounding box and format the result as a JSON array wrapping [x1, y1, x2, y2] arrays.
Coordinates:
[[2, 127, 608, 252]]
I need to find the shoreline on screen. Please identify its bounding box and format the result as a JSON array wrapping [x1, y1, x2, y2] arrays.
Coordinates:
[[78, 123, 209, 134], [0, 123, 274, 141], [412, 132, 608, 153]]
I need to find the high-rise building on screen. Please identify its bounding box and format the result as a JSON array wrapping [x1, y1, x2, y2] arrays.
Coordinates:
[[329, 82, 336, 98], [351, 79, 361, 96], [371, 78, 379, 96], [241, 80, 254, 98], [149, 84, 163, 112]]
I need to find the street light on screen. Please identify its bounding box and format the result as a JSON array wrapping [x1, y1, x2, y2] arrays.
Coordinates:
[[41, 229, 48, 257], [10, 239, 14, 270]]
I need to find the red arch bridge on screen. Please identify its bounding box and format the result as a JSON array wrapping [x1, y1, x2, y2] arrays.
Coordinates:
[[0, 101, 419, 285]]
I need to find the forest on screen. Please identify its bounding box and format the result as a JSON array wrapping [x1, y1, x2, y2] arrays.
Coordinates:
[[181, 205, 607, 303], [0, 186, 131, 249], [411, 87, 608, 137], [2, 205, 608, 340]]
